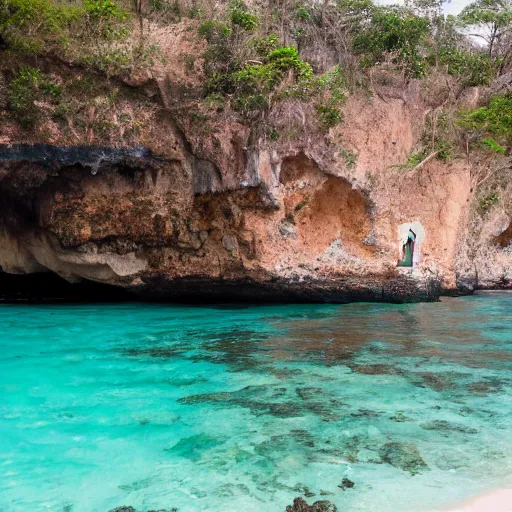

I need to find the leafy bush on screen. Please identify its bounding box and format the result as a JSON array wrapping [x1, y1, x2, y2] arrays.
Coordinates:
[[198, 20, 231, 43], [84, 0, 124, 20], [437, 49, 495, 86], [405, 150, 427, 167], [230, 7, 258, 31], [436, 139, 453, 161], [233, 64, 281, 94], [265, 47, 313, 79], [232, 93, 268, 115], [316, 104, 343, 128], [250, 34, 280, 57], [8, 66, 61, 128], [201, 21, 316, 118], [482, 137, 505, 154], [353, 7, 429, 77], [459, 93, 512, 151], [313, 67, 347, 129], [0, 0, 82, 52], [0, 0, 144, 74], [340, 149, 357, 168], [295, 4, 311, 22]]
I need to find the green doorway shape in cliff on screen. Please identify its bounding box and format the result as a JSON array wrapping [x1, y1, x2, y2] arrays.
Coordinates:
[[397, 229, 416, 267], [397, 221, 425, 268]]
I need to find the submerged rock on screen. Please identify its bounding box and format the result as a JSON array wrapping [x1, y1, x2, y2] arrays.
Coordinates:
[[285, 497, 337, 512], [389, 412, 412, 422], [296, 387, 324, 400], [420, 420, 478, 434], [180, 384, 339, 419], [255, 430, 316, 461], [467, 381, 503, 395], [350, 408, 380, 418], [351, 364, 403, 376], [379, 442, 429, 475], [164, 433, 221, 461], [338, 477, 355, 489]]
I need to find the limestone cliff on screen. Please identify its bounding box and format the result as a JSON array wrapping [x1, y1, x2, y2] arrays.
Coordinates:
[[0, 24, 510, 302]]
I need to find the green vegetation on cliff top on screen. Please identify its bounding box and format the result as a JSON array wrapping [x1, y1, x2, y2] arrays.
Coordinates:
[[1, 0, 511, 149]]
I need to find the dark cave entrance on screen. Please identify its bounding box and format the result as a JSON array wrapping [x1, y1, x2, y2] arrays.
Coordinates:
[[0, 272, 135, 303]]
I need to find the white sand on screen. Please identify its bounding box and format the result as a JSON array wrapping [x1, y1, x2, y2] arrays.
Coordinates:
[[443, 489, 512, 512]]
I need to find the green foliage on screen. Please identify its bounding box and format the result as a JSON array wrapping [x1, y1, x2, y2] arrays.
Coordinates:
[[458, 0, 512, 55], [0, 0, 82, 52], [337, 0, 375, 20], [437, 48, 495, 86], [459, 93, 512, 149], [479, 192, 500, 212], [316, 104, 344, 128], [198, 20, 234, 77], [233, 64, 281, 94], [250, 34, 280, 58], [227, 51, 313, 115], [295, 4, 311, 21], [198, 20, 232, 43], [203, 93, 226, 112], [405, 150, 427, 167], [232, 93, 268, 116], [294, 197, 310, 212], [201, 19, 316, 118], [0, 0, 147, 75], [482, 137, 506, 154], [353, 6, 430, 76], [229, 1, 258, 31], [314, 67, 347, 129], [8, 67, 61, 128], [267, 127, 280, 140], [340, 149, 357, 168], [315, 66, 347, 101], [189, 6, 204, 19], [181, 52, 196, 73], [436, 139, 453, 160], [148, 0, 181, 16], [265, 47, 313, 79], [84, 0, 125, 20]]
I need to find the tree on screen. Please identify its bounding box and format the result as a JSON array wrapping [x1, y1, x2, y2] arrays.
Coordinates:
[[352, 6, 430, 77], [458, 0, 512, 59]]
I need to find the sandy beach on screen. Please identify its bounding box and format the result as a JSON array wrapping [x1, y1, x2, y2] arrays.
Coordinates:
[[444, 489, 512, 512]]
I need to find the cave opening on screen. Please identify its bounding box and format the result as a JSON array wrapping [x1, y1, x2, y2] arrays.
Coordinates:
[[0, 271, 135, 303], [279, 154, 373, 256]]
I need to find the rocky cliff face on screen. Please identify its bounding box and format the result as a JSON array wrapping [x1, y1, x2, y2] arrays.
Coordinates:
[[0, 46, 510, 303]]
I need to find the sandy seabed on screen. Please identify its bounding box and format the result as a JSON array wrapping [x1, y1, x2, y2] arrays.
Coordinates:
[[444, 489, 512, 512]]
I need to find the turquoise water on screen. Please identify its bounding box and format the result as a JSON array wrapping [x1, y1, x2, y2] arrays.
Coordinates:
[[1, 293, 511, 512]]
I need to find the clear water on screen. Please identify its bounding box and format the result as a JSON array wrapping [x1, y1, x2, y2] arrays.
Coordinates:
[[1, 293, 511, 512]]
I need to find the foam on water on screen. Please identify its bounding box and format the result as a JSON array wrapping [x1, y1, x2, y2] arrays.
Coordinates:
[[0, 293, 511, 512]]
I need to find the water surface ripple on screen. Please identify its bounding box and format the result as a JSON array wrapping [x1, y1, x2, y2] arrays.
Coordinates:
[[1, 292, 511, 511]]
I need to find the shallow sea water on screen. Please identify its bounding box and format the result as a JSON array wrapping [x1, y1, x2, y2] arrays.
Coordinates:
[[0, 292, 511, 512]]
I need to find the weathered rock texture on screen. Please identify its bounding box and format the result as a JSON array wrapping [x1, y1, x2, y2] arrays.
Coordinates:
[[0, 58, 510, 302]]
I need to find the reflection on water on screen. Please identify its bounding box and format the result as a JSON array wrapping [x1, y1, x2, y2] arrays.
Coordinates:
[[0, 292, 511, 512]]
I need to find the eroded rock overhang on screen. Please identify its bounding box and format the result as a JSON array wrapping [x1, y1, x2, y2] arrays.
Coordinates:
[[0, 144, 441, 303]]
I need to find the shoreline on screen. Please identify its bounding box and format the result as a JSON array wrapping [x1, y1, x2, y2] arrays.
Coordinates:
[[442, 489, 512, 511]]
